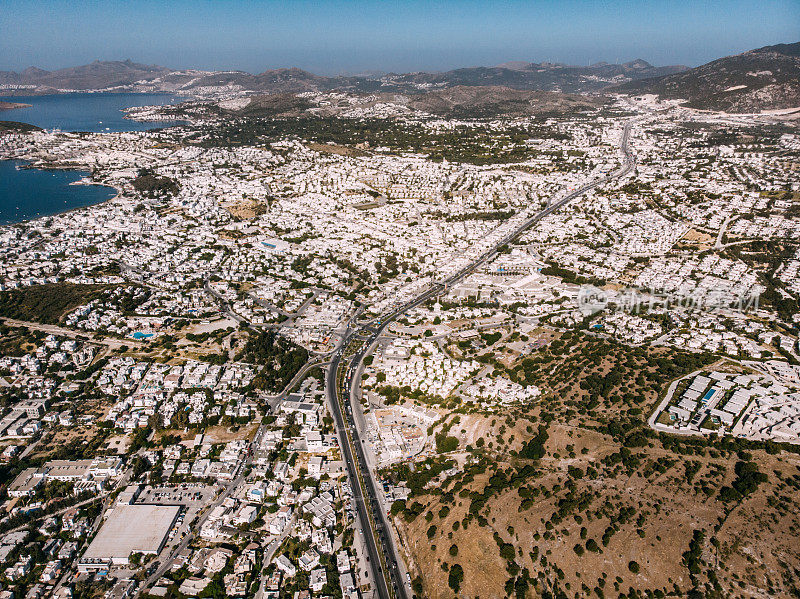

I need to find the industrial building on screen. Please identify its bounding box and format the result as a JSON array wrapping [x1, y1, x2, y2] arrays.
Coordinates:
[[80, 504, 181, 568]]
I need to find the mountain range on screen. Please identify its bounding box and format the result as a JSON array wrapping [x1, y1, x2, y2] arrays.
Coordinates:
[[0, 57, 685, 97], [614, 42, 800, 113], [382, 59, 687, 93], [1, 42, 797, 113]]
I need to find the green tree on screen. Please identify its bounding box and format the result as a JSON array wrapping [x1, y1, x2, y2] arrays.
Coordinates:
[[448, 564, 464, 593]]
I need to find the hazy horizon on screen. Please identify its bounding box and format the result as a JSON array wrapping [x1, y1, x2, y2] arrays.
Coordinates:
[[1, 0, 798, 75]]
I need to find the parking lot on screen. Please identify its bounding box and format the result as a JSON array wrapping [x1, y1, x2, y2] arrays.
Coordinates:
[[137, 484, 216, 506]]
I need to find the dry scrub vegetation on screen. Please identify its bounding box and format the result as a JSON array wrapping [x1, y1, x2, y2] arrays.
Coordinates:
[[385, 332, 800, 599]]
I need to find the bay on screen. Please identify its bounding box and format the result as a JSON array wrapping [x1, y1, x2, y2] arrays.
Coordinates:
[[0, 92, 183, 225], [0, 160, 116, 226], [0, 92, 183, 133]]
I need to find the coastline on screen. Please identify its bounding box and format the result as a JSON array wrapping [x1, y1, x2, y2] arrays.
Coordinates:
[[0, 91, 188, 133], [0, 92, 189, 227], [0, 101, 33, 111], [0, 158, 121, 227], [0, 89, 191, 98]]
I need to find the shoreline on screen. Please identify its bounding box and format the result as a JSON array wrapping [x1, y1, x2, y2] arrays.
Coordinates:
[[0, 91, 189, 133], [0, 158, 121, 227], [0, 101, 33, 111], [0, 90, 192, 99]]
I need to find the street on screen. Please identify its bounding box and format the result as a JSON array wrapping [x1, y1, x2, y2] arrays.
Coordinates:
[[324, 121, 637, 599]]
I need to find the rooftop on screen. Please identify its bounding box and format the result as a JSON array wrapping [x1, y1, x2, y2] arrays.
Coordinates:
[[82, 504, 180, 563]]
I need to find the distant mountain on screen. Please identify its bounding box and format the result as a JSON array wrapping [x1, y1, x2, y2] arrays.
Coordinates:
[[8, 47, 798, 114], [383, 60, 688, 93], [400, 85, 603, 117], [0, 57, 688, 97], [614, 42, 800, 112], [0, 59, 172, 91], [166, 67, 330, 94]]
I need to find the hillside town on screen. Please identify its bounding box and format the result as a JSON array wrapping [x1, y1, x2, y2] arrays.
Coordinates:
[[0, 84, 799, 599]]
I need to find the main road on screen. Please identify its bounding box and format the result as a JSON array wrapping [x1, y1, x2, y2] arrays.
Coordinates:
[[325, 121, 636, 599]]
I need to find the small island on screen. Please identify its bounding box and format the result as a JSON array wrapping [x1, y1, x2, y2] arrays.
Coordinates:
[[0, 101, 32, 111]]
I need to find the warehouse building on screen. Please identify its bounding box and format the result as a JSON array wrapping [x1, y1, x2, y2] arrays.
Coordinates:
[[79, 504, 180, 568]]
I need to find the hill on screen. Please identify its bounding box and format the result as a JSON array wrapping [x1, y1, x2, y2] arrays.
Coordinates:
[[0, 58, 687, 96], [0, 59, 171, 92], [615, 42, 800, 113], [387, 331, 800, 599], [388, 59, 687, 93], [224, 92, 314, 117], [400, 86, 604, 117], [0, 120, 41, 133]]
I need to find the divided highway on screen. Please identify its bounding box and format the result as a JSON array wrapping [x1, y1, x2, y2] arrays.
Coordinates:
[[325, 121, 636, 599]]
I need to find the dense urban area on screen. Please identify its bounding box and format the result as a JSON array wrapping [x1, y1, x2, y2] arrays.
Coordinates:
[[0, 41, 800, 599]]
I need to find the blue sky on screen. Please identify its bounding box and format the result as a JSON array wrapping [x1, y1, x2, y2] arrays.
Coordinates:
[[1, 0, 798, 74]]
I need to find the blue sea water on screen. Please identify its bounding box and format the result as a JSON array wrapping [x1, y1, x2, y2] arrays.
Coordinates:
[[0, 160, 117, 225], [0, 92, 183, 133], [0, 92, 183, 225]]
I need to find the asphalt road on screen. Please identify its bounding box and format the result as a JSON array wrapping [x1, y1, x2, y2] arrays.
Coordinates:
[[326, 355, 398, 599], [139, 427, 261, 595], [325, 121, 636, 599], [263, 358, 330, 410]]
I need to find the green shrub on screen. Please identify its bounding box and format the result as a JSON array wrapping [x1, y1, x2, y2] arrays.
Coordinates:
[[448, 564, 464, 592], [435, 434, 459, 453]]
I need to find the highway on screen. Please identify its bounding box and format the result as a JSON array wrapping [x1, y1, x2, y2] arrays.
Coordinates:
[[326, 358, 398, 598], [325, 121, 636, 599]]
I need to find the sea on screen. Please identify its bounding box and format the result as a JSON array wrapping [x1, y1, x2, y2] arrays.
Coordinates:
[[0, 92, 183, 225], [0, 160, 117, 226], [0, 92, 183, 133]]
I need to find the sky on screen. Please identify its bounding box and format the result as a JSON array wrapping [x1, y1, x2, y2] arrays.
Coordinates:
[[1, 0, 798, 74]]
